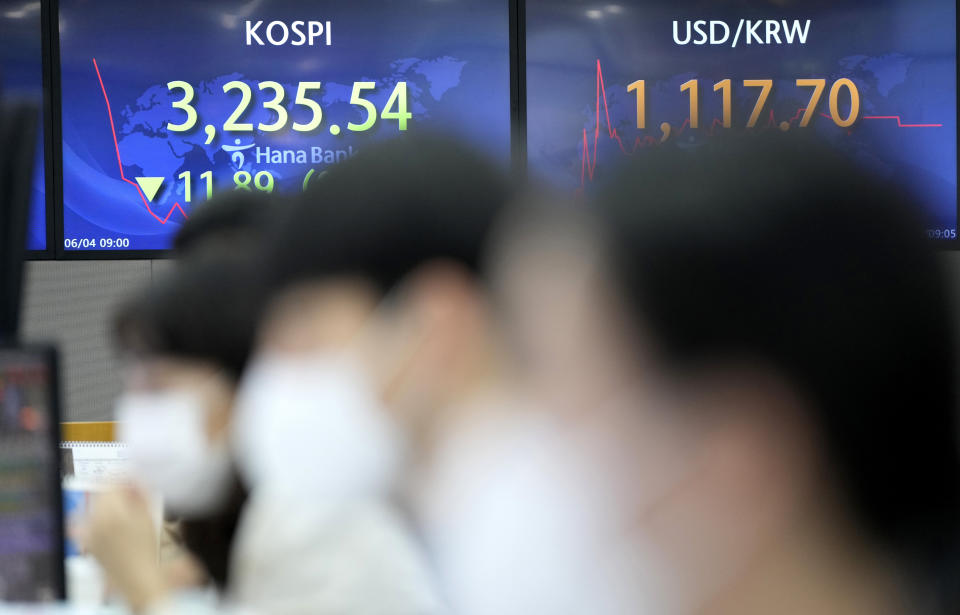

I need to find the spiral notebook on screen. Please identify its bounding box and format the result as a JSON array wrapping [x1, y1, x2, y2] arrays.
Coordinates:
[[60, 439, 131, 559], [60, 441, 130, 483]]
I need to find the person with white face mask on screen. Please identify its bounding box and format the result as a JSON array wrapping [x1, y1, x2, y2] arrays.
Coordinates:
[[408, 200, 669, 615], [221, 134, 513, 615], [457, 140, 960, 615], [84, 190, 286, 601], [84, 252, 261, 603], [116, 367, 235, 520], [88, 251, 439, 615], [85, 135, 512, 615], [224, 324, 441, 615]]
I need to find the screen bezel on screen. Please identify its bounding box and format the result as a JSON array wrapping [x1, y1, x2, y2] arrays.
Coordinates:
[[519, 0, 960, 251], [49, 0, 521, 259], [0, 342, 66, 601]]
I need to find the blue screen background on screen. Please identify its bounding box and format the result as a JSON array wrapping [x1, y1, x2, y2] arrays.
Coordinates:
[[1, 1, 47, 252], [527, 0, 958, 238], [59, 0, 511, 251]]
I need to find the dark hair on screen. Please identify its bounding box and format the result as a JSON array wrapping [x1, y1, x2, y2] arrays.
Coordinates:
[[174, 190, 286, 256], [597, 136, 959, 609], [266, 133, 510, 294], [176, 484, 246, 590], [114, 254, 264, 380]]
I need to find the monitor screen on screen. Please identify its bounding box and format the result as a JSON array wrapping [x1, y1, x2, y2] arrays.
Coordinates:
[[526, 0, 958, 241], [58, 0, 511, 253], [0, 0, 47, 252], [0, 346, 63, 602]]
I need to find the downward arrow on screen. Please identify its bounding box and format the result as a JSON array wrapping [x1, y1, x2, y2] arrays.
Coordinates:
[[134, 176, 164, 202]]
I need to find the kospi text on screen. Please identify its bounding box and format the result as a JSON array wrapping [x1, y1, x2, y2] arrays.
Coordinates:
[[245, 20, 332, 46]]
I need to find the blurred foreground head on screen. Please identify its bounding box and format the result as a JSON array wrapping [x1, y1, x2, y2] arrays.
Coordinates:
[[114, 193, 274, 506], [172, 189, 286, 258], [234, 134, 511, 494], [548, 136, 959, 614]]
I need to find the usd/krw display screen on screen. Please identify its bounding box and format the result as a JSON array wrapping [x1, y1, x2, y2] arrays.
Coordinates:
[[59, 0, 511, 252], [0, 0, 47, 252], [526, 0, 958, 241]]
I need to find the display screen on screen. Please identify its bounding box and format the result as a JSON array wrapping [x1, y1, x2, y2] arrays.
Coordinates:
[[527, 0, 958, 241], [0, 0, 47, 252], [58, 0, 511, 252], [0, 348, 61, 602]]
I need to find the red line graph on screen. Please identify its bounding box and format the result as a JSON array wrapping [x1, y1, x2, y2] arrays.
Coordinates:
[[92, 58, 187, 224], [580, 59, 944, 186], [861, 115, 943, 128]]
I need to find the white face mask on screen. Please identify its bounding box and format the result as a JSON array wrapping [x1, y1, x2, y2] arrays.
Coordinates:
[[231, 353, 401, 499], [116, 391, 233, 518], [416, 408, 680, 615]]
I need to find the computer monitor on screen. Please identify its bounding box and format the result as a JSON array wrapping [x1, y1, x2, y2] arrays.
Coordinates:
[[0, 344, 65, 602]]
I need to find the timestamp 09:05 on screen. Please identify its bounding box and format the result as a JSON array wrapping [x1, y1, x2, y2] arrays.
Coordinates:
[[927, 228, 958, 241], [64, 237, 131, 249]]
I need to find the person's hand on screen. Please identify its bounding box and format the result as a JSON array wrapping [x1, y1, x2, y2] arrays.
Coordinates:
[[162, 552, 208, 591], [79, 488, 169, 612]]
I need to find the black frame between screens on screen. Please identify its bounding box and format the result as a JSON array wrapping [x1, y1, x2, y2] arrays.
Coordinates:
[[0, 343, 67, 600], [33, 0, 960, 258], [951, 0, 959, 250], [20, 0, 56, 259], [510, 0, 527, 178]]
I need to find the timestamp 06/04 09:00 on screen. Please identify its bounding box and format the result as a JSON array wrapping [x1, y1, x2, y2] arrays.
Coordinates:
[[64, 237, 131, 249]]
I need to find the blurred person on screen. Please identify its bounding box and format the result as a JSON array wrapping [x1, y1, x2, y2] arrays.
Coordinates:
[[227, 133, 515, 614], [87, 251, 445, 615], [90, 247, 441, 615], [87, 134, 513, 615], [80, 192, 277, 610], [470, 136, 960, 615], [173, 190, 285, 257], [85, 189, 286, 599], [414, 194, 634, 615], [89, 251, 263, 603]]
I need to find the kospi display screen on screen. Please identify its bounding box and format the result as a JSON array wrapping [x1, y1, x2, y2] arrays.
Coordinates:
[[526, 0, 958, 241], [0, 1, 47, 252], [58, 0, 511, 252]]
